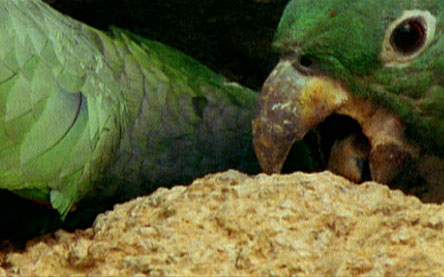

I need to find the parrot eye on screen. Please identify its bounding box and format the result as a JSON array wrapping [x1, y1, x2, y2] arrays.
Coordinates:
[[390, 17, 426, 54], [380, 10, 436, 67]]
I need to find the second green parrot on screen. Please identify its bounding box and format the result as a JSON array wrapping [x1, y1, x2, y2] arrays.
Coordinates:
[[253, 0, 444, 202]]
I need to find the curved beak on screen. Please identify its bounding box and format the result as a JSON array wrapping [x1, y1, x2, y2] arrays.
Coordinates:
[[252, 61, 348, 173]]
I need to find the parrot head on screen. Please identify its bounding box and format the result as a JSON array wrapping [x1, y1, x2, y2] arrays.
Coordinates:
[[253, 0, 444, 201]]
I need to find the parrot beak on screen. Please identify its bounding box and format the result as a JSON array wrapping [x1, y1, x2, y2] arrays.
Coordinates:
[[252, 60, 420, 184], [252, 60, 348, 173]]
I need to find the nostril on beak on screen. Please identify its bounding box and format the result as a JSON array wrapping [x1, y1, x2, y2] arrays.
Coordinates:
[[291, 55, 320, 75], [299, 55, 314, 68]]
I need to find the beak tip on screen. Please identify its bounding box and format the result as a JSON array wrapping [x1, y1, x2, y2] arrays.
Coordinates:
[[252, 117, 294, 174]]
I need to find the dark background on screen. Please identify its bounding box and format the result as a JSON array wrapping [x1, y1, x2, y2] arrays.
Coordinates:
[[45, 0, 289, 90]]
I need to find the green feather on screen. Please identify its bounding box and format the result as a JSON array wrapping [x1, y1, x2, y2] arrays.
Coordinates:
[[0, 0, 262, 218]]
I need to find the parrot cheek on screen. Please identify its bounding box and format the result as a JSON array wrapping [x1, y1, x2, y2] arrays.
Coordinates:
[[253, 61, 421, 186]]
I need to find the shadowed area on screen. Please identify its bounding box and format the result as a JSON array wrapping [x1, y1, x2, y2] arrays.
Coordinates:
[[48, 0, 289, 90]]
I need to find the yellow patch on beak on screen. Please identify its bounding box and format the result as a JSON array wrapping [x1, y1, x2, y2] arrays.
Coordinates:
[[299, 75, 349, 124]]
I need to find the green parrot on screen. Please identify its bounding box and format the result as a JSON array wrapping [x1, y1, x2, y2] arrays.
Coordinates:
[[0, 0, 261, 220], [253, 0, 444, 202]]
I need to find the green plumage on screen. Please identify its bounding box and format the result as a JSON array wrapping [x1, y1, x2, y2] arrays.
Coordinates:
[[275, 0, 444, 156], [252, 0, 444, 199], [0, 0, 259, 218]]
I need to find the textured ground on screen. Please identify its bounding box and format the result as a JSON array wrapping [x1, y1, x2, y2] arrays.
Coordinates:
[[2, 170, 444, 276]]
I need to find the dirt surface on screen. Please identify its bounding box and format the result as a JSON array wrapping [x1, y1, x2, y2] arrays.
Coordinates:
[[2, 170, 444, 275]]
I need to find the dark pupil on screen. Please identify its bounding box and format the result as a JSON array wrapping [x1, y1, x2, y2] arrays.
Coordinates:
[[390, 18, 425, 54]]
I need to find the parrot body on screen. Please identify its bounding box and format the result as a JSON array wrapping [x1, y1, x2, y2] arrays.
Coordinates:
[[0, 0, 259, 219], [253, 0, 444, 202]]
